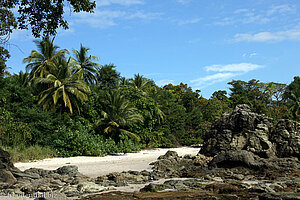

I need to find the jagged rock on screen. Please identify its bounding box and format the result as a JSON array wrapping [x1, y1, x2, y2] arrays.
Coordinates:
[[0, 147, 20, 172], [77, 181, 107, 193], [209, 150, 264, 169], [56, 165, 79, 177], [200, 104, 300, 159], [0, 169, 17, 185], [194, 154, 213, 167], [12, 171, 40, 179], [158, 150, 179, 160], [270, 119, 300, 159]]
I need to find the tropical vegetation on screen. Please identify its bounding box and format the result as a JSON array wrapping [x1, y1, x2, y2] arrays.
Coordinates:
[[0, 37, 299, 161]]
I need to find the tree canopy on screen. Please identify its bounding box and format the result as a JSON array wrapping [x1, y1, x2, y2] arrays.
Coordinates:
[[0, 0, 96, 76]]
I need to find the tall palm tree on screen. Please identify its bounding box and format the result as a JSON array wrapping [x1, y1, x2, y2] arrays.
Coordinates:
[[130, 73, 150, 91], [290, 93, 300, 121], [34, 57, 90, 114], [23, 37, 68, 79], [72, 44, 100, 84], [96, 90, 143, 141], [148, 87, 165, 125]]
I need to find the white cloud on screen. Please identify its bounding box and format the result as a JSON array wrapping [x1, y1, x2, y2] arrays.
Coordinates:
[[74, 10, 162, 28], [267, 5, 295, 16], [215, 4, 295, 27], [156, 79, 174, 87], [178, 18, 201, 25], [191, 63, 263, 88], [191, 73, 236, 87], [96, 0, 144, 6], [205, 63, 263, 73], [233, 27, 300, 42], [243, 52, 257, 58]]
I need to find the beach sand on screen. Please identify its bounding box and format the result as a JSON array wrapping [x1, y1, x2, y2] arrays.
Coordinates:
[[15, 147, 200, 178]]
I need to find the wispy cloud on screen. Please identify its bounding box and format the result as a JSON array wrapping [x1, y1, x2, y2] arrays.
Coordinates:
[[266, 5, 295, 16], [233, 27, 300, 42], [75, 10, 162, 28], [96, 0, 144, 6], [215, 4, 295, 26], [191, 63, 263, 88], [242, 52, 257, 58], [178, 18, 201, 25], [176, 0, 191, 4], [156, 79, 174, 87], [191, 73, 236, 86], [205, 63, 263, 73]]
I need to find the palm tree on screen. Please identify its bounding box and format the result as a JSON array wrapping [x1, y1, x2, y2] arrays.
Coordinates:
[[148, 87, 165, 125], [119, 77, 129, 86], [96, 90, 143, 141], [96, 64, 120, 88], [130, 73, 150, 91], [34, 57, 90, 114], [72, 44, 100, 84], [23, 36, 68, 79], [290, 93, 300, 121]]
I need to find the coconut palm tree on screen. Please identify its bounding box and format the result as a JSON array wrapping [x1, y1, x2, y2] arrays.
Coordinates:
[[34, 57, 90, 114], [72, 44, 100, 84], [290, 93, 300, 121], [23, 36, 68, 79], [130, 73, 150, 91], [96, 90, 143, 141]]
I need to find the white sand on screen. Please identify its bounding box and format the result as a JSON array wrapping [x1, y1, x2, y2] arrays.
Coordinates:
[[15, 147, 200, 178]]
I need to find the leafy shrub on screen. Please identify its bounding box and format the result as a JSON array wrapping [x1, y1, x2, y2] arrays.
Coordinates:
[[4, 145, 56, 162], [0, 107, 32, 147], [52, 120, 104, 157]]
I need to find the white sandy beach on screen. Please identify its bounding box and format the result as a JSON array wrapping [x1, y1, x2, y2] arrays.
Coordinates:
[[15, 147, 200, 178]]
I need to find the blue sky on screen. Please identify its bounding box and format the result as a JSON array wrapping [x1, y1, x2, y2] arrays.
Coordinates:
[[5, 0, 300, 98]]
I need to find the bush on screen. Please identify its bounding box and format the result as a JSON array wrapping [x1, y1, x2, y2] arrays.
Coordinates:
[[0, 107, 32, 147], [4, 145, 56, 162], [52, 119, 104, 157]]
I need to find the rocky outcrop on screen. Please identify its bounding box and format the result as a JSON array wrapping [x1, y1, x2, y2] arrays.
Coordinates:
[[209, 150, 264, 169], [200, 104, 300, 159], [270, 119, 300, 159], [0, 147, 20, 172]]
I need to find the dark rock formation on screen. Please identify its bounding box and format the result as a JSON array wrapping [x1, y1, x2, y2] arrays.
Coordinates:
[[200, 104, 300, 159], [270, 119, 300, 159], [0, 147, 20, 172], [209, 150, 264, 169]]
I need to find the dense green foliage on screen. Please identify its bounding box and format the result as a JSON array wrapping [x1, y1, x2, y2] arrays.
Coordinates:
[[0, 37, 299, 159], [1, 0, 96, 76]]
